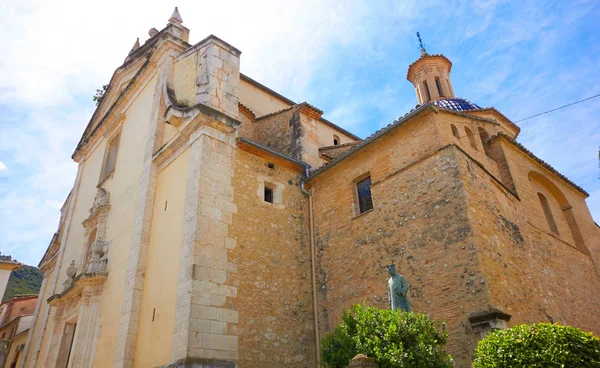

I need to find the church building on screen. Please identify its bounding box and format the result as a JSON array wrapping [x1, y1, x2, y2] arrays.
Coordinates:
[[20, 8, 600, 368]]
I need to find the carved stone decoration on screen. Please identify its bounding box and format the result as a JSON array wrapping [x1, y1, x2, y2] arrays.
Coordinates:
[[63, 260, 77, 291], [87, 240, 108, 274], [81, 188, 111, 274], [89, 188, 110, 216], [386, 264, 412, 312]]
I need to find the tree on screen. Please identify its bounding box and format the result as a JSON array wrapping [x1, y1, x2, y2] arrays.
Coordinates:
[[321, 304, 453, 368], [472, 323, 600, 367]]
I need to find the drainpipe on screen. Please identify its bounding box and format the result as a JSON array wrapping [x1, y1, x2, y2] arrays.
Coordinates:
[[301, 167, 320, 367]]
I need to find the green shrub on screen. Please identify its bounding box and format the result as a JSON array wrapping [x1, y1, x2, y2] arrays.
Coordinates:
[[472, 323, 600, 367], [320, 304, 453, 368]]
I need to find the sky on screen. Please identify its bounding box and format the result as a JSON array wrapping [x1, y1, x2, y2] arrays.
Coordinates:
[[0, 0, 599, 266]]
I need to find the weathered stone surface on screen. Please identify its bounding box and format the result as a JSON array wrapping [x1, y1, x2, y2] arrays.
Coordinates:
[[347, 354, 378, 368]]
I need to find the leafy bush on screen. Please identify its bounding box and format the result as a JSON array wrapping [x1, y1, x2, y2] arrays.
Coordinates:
[[321, 304, 453, 368], [473, 323, 600, 367]]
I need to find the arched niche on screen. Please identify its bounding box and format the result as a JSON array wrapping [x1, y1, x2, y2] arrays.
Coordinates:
[[528, 171, 587, 254]]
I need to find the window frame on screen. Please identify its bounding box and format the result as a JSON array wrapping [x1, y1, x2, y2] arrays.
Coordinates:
[[354, 174, 374, 215], [264, 186, 274, 203], [99, 128, 122, 184]]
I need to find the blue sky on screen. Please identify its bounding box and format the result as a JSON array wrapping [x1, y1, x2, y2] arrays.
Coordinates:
[[1, 0, 599, 266]]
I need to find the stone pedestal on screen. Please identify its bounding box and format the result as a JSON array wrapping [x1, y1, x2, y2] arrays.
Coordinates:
[[347, 354, 379, 368]]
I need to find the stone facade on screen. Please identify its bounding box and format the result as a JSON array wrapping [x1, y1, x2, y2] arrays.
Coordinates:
[[21, 8, 599, 368]]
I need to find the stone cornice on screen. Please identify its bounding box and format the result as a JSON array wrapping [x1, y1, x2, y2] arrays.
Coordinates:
[[153, 103, 241, 169], [407, 53, 453, 81], [47, 273, 107, 306]]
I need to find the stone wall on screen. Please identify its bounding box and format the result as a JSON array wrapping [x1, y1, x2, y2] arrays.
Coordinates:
[[229, 149, 315, 367], [462, 140, 600, 334], [310, 145, 490, 367], [250, 108, 295, 158]]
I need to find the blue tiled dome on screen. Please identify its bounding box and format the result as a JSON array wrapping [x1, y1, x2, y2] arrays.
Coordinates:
[[433, 98, 481, 112]]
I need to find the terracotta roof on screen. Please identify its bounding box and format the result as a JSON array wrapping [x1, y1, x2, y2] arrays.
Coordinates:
[[240, 73, 361, 141], [491, 132, 588, 196], [254, 106, 294, 121], [308, 104, 433, 178], [470, 107, 521, 136], [238, 102, 256, 120], [318, 141, 360, 151]]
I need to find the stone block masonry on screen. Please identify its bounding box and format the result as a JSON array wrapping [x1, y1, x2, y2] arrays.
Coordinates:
[[195, 36, 241, 119], [171, 125, 240, 364], [229, 149, 316, 367], [310, 146, 491, 367]]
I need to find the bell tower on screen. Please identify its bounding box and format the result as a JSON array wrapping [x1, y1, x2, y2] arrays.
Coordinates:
[[407, 33, 455, 104]]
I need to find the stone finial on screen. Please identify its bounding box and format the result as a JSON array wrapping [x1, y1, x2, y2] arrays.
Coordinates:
[[87, 241, 108, 274], [62, 260, 77, 291], [347, 354, 379, 368], [168, 7, 183, 25], [128, 38, 140, 55], [148, 27, 159, 37]]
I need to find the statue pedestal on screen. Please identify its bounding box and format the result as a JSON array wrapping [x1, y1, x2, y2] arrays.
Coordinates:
[[347, 354, 379, 368]]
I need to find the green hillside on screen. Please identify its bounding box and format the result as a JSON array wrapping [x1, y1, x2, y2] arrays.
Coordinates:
[[1, 253, 43, 302]]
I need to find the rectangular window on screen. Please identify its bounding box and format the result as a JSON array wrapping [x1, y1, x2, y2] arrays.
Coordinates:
[[100, 132, 120, 182], [264, 187, 273, 203], [435, 77, 444, 97], [356, 176, 373, 214]]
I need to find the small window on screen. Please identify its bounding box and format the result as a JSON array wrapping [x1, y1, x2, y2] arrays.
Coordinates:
[[264, 187, 273, 203], [333, 135, 340, 146], [451, 124, 460, 139], [465, 127, 477, 150], [422, 81, 431, 102], [356, 176, 373, 214], [538, 193, 559, 234], [435, 77, 444, 97], [100, 132, 121, 181]]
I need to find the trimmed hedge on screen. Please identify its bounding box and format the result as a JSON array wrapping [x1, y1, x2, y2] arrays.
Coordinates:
[[472, 323, 600, 367], [320, 304, 452, 368]]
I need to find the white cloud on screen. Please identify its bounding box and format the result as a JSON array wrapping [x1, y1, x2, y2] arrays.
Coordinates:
[[1, 0, 599, 266]]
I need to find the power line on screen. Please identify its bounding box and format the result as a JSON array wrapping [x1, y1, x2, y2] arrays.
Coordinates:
[[514, 93, 600, 123]]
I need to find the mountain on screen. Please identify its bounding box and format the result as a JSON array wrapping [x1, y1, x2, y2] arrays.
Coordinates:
[[1, 254, 43, 302]]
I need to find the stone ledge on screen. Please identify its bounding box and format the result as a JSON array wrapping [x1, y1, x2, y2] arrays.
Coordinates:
[[157, 357, 236, 368], [47, 272, 107, 306]]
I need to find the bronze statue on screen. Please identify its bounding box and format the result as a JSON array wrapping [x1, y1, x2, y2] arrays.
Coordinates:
[[387, 264, 411, 312]]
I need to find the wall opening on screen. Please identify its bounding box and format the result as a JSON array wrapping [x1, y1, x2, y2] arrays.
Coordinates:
[[435, 77, 445, 97], [422, 81, 431, 102], [465, 127, 477, 150], [99, 132, 121, 183], [56, 321, 77, 368], [478, 127, 491, 156], [451, 124, 460, 139], [264, 186, 274, 203], [356, 176, 373, 214], [333, 135, 340, 146], [537, 193, 559, 234]]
